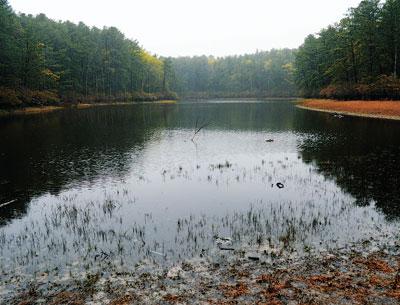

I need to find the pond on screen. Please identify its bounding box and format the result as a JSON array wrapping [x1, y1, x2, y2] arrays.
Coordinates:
[[0, 99, 399, 279]]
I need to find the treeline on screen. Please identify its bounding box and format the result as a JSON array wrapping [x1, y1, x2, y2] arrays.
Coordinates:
[[9, 0, 400, 106], [295, 0, 400, 100], [0, 0, 297, 108], [0, 0, 176, 108], [170, 49, 297, 98]]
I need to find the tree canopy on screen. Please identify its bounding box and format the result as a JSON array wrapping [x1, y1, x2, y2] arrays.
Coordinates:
[[295, 0, 400, 100], [3, 0, 400, 107], [170, 49, 297, 98], [0, 0, 176, 107]]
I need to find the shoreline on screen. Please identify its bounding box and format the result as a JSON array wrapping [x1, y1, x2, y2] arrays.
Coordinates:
[[297, 99, 400, 121], [0, 100, 178, 117], [0, 98, 300, 117], [4, 240, 400, 304]]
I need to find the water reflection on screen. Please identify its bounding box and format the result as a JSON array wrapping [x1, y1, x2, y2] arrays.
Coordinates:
[[0, 100, 399, 279], [295, 109, 400, 219], [0, 101, 296, 224], [0, 105, 173, 224]]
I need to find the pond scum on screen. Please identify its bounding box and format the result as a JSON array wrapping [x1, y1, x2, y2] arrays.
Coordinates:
[[0, 158, 399, 304]]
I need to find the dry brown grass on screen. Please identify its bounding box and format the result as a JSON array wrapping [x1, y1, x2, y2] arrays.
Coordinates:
[[13, 106, 64, 115], [299, 99, 400, 120]]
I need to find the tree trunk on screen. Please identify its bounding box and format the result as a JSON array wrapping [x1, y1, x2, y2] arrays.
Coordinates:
[[395, 44, 398, 78], [350, 39, 358, 83]]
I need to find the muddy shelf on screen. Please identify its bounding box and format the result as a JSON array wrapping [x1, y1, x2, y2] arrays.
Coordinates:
[[3, 237, 400, 305]]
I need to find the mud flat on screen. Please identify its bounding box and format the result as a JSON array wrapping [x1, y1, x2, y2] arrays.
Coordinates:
[[3, 236, 400, 305]]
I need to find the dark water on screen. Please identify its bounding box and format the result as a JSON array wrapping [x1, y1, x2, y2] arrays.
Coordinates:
[[0, 100, 399, 277]]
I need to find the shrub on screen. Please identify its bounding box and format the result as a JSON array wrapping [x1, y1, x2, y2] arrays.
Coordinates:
[[320, 75, 400, 100], [0, 87, 23, 108]]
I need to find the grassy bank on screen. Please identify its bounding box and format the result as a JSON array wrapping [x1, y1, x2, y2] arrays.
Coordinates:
[[0, 86, 179, 117], [298, 99, 400, 121], [0, 106, 66, 117], [0, 101, 178, 117]]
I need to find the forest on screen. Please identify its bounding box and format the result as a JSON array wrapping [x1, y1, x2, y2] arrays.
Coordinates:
[[0, 0, 296, 108], [2, 0, 400, 108], [170, 50, 297, 98], [295, 0, 400, 100], [0, 0, 177, 108]]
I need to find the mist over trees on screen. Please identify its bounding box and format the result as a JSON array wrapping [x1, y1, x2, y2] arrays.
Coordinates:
[[3, 0, 400, 107], [0, 0, 297, 107], [0, 0, 176, 108], [295, 0, 400, 100], [170, 50, 297, 98]]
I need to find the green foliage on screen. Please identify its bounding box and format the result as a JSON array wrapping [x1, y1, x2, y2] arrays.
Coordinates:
[[0, 0, 173, 106], [320, 76, 400, 100], [0, 0, 22, 86], [295, 0, 400, 99], [0, 87, 22, 107], [170, 50, 297, 98]]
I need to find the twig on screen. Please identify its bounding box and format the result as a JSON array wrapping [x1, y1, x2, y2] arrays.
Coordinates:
[[0, 199, 17, 208], [192, 122, 209, 141], [393, 267, 400, 289]]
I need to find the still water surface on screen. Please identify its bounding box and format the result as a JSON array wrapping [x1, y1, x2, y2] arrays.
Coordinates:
[[0, 100, 399, 276]]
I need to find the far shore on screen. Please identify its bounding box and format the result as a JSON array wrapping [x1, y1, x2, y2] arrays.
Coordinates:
[[0, 100, 178, 117], [298, 99, 400, 121]]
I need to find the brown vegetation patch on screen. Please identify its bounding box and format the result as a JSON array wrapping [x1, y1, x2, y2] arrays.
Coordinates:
[[13, 106, 63, 115], [47, 291, 85, 305], [370, 275, 392, 287], [256, 274, 274, 283], [163, 293, 186, 304], [220, 282, 249, 298], [386, 289, 400, 299], [299, 99, 400, 120], [109, 295, 134, 305], [354, 257, 395, 273]]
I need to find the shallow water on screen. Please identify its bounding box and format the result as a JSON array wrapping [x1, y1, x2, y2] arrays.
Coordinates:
[[0, 99, 399, 277]]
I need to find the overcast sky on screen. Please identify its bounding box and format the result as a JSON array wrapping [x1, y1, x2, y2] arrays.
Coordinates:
[[9, 0, 362, 57]]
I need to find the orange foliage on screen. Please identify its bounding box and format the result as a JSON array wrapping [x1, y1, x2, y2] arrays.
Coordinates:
[[220, 282, 249, 298], [319, 76, 400, 100], [162, 294, 185, 304], [300, 99, 400, 119], [354, 258, 395, 273]]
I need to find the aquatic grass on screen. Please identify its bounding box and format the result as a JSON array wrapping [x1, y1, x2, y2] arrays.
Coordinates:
[[0, 154, 398, 292]]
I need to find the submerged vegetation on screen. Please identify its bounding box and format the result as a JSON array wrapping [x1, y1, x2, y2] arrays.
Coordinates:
[[2, 99, 400, 303]]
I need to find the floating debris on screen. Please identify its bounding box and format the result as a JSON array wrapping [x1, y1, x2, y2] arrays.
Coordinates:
[[0, 199, 17, 208], [150, 250, 166, 257], [220, 247, 235, 251], [333, 113, 344, 119]]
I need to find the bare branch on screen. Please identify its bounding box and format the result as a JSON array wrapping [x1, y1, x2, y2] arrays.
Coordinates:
[[191, 120, 209, 141]]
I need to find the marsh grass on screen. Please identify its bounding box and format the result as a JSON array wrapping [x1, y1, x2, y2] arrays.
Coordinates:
[[0, 154, 394, 288]]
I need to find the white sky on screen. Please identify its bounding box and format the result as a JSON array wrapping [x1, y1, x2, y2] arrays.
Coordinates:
[[9, 0, 362, 57]]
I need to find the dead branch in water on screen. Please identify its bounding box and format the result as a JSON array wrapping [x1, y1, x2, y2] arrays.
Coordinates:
[[0, 199, 17, 208], [192, 118, 210, 142]]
